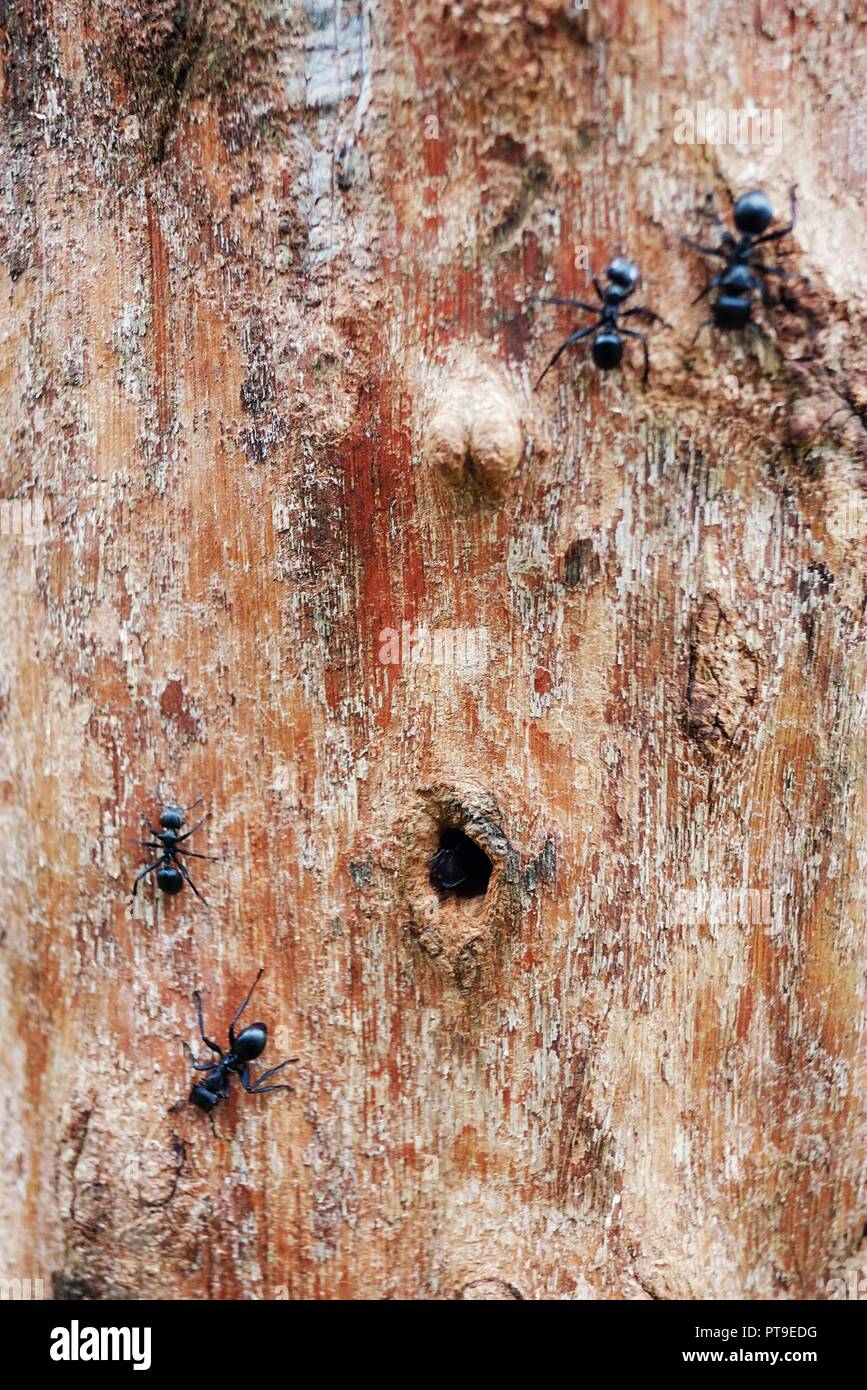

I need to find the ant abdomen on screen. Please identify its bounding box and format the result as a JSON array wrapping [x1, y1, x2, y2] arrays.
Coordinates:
[[592, 331, 625, 369], [713, 295, 752, 329], [234, 1023, 268, 1061], [156, 865, 184, 894], [733, 190, 774, 235]]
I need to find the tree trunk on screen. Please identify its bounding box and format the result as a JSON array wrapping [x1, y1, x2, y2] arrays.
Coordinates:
[[1, 0, 865, 1301]]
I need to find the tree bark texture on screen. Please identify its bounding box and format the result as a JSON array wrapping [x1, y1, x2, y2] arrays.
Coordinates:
[[1, 0, 866, 1300]]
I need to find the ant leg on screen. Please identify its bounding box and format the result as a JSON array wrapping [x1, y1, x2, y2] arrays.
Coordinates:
[[240, 1064, 294, 1096], [255, 1057, 299, 1086], [535, 325, 595, 388], [623, 306, 672, 328], [621, 327, 651, 385], [746, 320, 772, 347], [751, 264, 790, 307], [539, 295, 598, 313], [753, 184, 798, 245], [679, 235, 727, 259], [182, 1041, 218, 1071], [753, 226, 794, 246], [177, 813, 210, 843], [194, 991, 224, 1056], [228, 967, 265, 1046], [752, 263, 789, 279], [690, 273, 723, 305], [689, 318, 715, 347], [154, 785, 183, 812], [131, 859, 163, 896], [176, 857, 207, 902], [592, 277, 605, 303], [177, 848, 221, 860]]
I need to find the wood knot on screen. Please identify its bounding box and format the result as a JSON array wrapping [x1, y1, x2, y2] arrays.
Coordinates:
[[422, 354, 523, 496]]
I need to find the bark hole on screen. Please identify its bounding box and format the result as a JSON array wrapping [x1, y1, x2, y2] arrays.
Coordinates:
[[430, 827, 493, 900], [397, 788, 523, 983]]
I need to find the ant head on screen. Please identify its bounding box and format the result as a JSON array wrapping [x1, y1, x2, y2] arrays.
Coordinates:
[[159, 806, 184, 831], [733, 190, 773, 235], [605, 257, 640, 292], [234, 1023, 268, 1061]]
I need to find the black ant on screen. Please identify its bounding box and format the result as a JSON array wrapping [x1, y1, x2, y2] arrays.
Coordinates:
[[536, 257, 669, 388], [187, 968, 298, 1113], [131, 795, 216, 902], [683, 187, 797, 336]]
